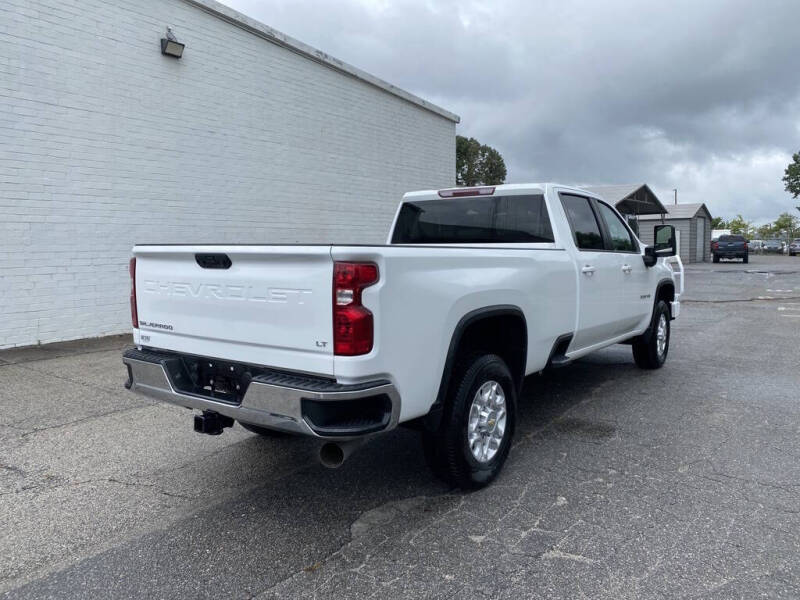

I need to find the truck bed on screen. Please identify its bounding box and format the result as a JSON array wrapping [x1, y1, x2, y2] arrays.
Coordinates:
[[131, 243, 578, 421]]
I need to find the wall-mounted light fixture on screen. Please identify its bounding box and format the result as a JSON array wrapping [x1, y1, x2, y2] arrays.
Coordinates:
[[160, 27, 185, 58]]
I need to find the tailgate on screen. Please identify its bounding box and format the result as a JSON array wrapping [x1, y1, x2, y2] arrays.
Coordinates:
[[133, 245, 334, 376], [720, 241, 744, 250]]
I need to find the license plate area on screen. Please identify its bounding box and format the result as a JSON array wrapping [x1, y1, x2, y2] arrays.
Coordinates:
[[162, 356, 252, 404]]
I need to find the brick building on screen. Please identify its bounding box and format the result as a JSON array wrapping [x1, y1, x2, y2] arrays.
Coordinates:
[[0, 0, 459, 348]]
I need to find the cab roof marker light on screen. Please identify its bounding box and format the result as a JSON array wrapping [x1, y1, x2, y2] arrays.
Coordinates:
[[438, 187, 496, 198]]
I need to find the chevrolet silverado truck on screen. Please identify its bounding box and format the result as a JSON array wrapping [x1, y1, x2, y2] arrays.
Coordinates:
[[712, 235, 749, 263], [123, 184, 683, 489]]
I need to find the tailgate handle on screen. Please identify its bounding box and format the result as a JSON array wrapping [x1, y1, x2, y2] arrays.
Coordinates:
[[195, 253, 232, 269]]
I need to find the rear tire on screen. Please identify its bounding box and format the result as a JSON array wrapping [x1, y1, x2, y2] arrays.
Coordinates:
[[713, 255, 720, 263], [632, 300, 670, 369], [238, 421, 290, 437], [743, 254, 749, 264], [422, 353, 516, 490]]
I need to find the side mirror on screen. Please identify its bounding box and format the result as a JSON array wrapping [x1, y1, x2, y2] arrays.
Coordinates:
[[644, 225, 677, 267]]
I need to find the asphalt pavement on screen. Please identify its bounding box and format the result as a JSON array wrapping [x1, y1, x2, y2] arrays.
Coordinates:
[[1, 254, 799, 599]]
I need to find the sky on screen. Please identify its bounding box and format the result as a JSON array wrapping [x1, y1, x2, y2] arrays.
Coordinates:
[[220, 0, 800, 224]]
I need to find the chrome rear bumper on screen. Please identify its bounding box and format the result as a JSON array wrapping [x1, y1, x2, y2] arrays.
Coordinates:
[[123, 348, 400, 439]]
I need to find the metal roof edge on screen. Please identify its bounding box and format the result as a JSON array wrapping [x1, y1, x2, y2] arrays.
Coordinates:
[[638, 183, 668, 214], [180, 0, 461, 123]]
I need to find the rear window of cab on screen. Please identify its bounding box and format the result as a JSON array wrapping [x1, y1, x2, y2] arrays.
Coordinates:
[[391, 194, 555, 244]]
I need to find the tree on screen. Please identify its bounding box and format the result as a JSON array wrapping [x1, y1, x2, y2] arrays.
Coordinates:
[[710, 217, 727, 229], [456, 135, 507, 186], [773, 212, 800, 239], [456, 136, 480, 186], [756, 224, 774, 240], [478, 145, 507, 186], [784, 152, 800, 198], [727, 214, 751, 236]]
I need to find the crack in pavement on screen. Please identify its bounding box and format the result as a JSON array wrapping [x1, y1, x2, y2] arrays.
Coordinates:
[[0, 342, 131, 366], [0, 474, 198, 501], [682, 295, 800, 304], [11, 359, 133, 396], [17, 404, 152, 438]]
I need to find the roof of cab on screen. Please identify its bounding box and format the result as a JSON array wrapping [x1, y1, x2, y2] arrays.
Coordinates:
[[401, 183, 593, 201]]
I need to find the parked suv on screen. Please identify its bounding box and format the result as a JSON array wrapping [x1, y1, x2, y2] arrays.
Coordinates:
[[712, 235, 748, 263], [763, 239, 784, 254], [789, 239, 800, 256], [748, 240, 765, 254]]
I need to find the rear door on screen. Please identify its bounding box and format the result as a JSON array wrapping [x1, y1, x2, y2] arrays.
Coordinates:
[[560, 194, 619, 349], [133, 245, 335, 375]]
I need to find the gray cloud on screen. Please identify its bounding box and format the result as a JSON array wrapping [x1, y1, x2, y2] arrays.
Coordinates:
[[222, 0, 800, 222]]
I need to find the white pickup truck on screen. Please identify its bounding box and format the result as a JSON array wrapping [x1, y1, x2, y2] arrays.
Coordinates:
[[123, 183, 683, 488]]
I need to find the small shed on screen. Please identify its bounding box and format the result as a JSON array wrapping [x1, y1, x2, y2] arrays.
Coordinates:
[[638, 203, 714, 263], [581, 184, 668, 235]]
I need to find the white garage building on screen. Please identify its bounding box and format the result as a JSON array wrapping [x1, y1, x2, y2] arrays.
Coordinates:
[[0, 0, 459, 349]]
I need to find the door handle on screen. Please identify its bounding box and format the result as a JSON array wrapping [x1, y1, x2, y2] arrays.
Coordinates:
[[622, 264, 632, 274], [581, 265, 595, 276]]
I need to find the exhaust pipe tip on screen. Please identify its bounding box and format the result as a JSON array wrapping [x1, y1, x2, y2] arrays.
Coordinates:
[[319, 438, 369, 469], [319, 442, 346, 469]]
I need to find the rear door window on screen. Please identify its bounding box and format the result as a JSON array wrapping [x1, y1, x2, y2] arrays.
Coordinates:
[[391, 194, 554, 244], [560, 194, 604, 250], [493, 195, 554, 243]]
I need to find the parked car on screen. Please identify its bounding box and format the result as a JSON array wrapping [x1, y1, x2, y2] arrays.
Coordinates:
[[712, 234, 748, 263], [748, 240, 765, 254], [123, 183, 683, 489], [763, 239, 784, 254], [789, 239, 800, 256]]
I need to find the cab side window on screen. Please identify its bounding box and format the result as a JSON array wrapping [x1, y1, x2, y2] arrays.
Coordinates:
[[595, 202, 637, 252], [560, 194, 604, 250]]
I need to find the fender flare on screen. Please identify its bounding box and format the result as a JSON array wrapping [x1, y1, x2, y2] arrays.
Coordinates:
[[639, 279, 676, 343], [424, 305, 527, 431], [654, 278, 676, 319]]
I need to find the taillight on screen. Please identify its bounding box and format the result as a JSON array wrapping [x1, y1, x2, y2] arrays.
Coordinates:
[[333, 262, 378, 356], [711, 242, 718, 250], [437, 186, 495, 198], [129, 257, 138, 329], [743, 242, 748, 250]]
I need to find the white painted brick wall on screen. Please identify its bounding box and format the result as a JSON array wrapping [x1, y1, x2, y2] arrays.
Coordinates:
[[0, 0, 456, 348]]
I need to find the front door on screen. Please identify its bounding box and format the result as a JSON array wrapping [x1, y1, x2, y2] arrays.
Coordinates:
[[696, 217, 705, 262], [594, 200, 652, 333]]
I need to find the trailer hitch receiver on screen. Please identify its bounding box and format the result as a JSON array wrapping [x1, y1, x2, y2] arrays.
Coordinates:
[[193, 410, 234, 435]]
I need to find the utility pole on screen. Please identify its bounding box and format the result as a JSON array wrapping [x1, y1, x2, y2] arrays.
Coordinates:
[[673, 189, 677, 205]]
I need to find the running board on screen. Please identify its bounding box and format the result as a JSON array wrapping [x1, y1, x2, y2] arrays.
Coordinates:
[[548, 355, 572, 369]]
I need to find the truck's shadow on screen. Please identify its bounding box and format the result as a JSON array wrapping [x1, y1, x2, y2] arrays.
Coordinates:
[[15, 347, 640, 597]]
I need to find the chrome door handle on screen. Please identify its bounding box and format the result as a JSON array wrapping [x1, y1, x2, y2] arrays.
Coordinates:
[[581, 265, 595, 276], [622, 264, 632, 274]]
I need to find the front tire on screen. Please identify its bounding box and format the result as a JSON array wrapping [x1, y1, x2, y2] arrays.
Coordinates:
[[422, 354, 516, 489], [632, 300, 670, 369]]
